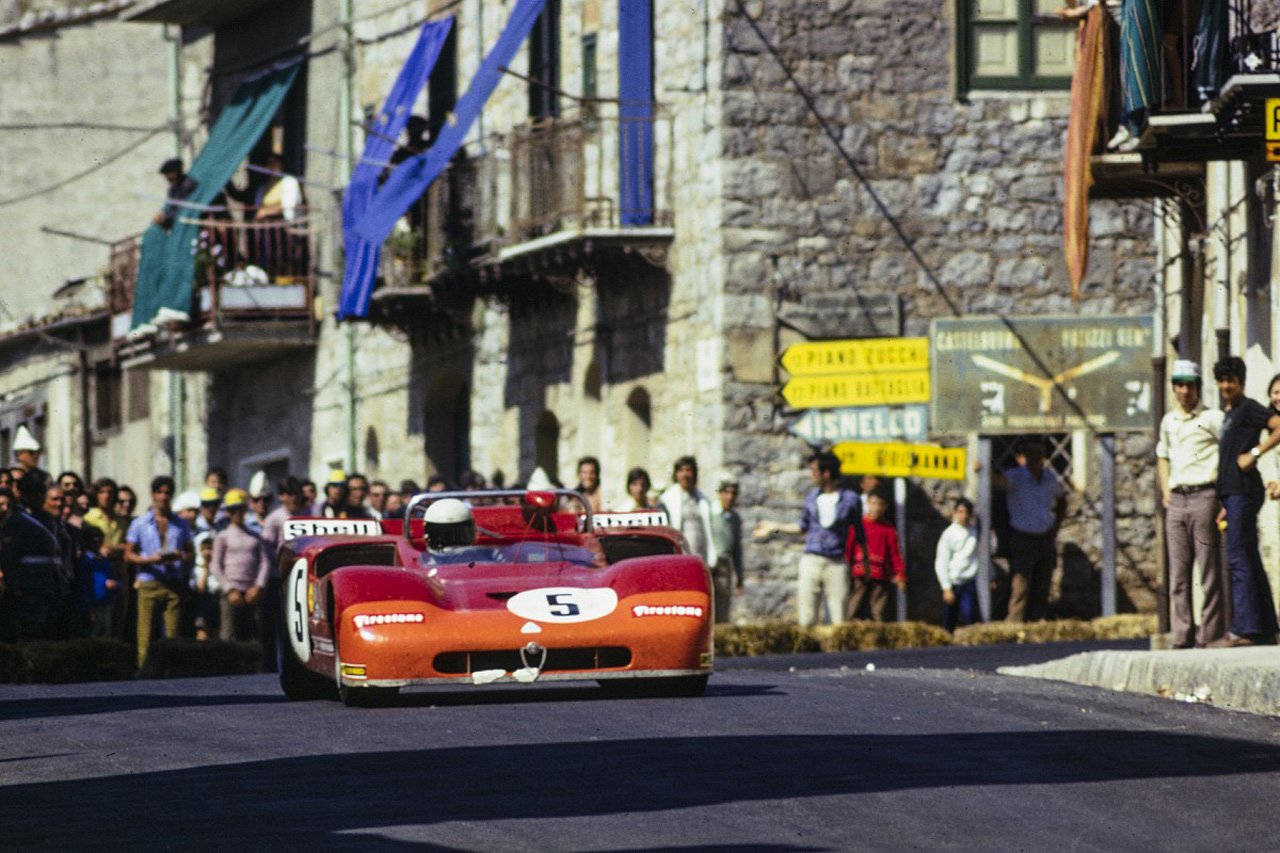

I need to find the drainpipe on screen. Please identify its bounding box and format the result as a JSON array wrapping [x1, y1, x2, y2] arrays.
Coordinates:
[[77, 329, 92, 482], [165, 22, 186, 483], [1211, 164, 1230, 361], [1152, 199, 1169, 637], [341, 0, 358, 470]]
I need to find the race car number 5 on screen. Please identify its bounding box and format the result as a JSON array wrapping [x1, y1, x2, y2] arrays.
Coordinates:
[[507, 587, 618, 624], [285, 557, 311, 662]]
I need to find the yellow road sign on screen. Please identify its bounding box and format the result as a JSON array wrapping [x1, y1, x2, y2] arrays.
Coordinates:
[[832, 442, 967, 480], [1267, 98, 1280, 140], [782, 370, 931, 409], [1268, 141, 1280, 164], [780, 337, 929, 377]]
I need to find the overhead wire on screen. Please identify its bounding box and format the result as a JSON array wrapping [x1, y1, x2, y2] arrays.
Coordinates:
[[0, 125, 168, 208], [729, 0, 1121, 442]]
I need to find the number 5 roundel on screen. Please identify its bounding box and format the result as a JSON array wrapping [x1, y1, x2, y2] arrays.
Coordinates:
[[285, 557, 311, 662], [506, 587, 618, 624]]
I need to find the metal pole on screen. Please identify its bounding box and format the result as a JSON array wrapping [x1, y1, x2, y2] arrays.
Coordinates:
[[977, 437, 992, 622], [341, 0, 358, 472], [1154, 196, 1170, 635], [1100, 433, 1117, 616], [894, 476, 907, 622]]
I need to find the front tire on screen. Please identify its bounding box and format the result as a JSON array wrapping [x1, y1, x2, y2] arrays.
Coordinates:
[[338, 682, 399, 707]]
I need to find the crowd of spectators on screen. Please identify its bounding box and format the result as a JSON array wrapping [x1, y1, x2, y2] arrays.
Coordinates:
[[0, 451, 754, 663]]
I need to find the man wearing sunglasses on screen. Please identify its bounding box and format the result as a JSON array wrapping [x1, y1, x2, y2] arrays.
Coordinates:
[[124, 476, 194, 668]]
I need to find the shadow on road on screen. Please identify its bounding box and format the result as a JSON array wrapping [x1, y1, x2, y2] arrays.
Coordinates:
[[4, 729, 1279, 848], [0, 692, 290, 723]]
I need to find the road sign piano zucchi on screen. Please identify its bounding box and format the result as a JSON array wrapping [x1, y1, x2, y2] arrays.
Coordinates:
[[780, 337, 931, 409]]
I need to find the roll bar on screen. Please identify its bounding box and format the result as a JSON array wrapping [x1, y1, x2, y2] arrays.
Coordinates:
[[401, 489, 594, 542]]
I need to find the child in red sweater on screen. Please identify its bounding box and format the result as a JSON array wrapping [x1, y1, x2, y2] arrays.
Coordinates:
[[845, 491, 905, 621]]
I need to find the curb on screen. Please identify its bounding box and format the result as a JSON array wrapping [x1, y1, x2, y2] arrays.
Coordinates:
[[999, 647, 1280, 717]]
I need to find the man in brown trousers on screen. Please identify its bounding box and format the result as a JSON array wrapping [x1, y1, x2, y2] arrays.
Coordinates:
[[1156, 359, 1228, 647]]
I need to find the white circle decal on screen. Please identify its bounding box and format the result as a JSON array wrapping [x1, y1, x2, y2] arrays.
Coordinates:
[[506, 587, 618, 624], [286, 557, 312, 662]]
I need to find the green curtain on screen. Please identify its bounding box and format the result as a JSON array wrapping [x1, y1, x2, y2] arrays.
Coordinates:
[[132, 62, 301, 328]]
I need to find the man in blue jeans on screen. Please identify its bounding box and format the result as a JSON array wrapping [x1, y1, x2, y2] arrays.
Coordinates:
[[1213, 356, 1280, 646]]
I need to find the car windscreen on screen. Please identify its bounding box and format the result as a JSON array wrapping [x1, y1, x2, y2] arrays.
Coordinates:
[[422, 541, 602, 567]]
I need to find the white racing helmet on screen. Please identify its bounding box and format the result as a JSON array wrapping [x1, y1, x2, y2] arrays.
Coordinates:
[[424, 498, 475, 548]]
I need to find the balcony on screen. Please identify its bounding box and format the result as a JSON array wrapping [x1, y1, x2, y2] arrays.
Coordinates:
[[478, 108, 674, 269], [110, 215, 317, 371], [1088, 0, 1276, 196]]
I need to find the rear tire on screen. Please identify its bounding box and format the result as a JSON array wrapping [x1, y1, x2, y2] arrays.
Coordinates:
[[598, 674, 709, 698]]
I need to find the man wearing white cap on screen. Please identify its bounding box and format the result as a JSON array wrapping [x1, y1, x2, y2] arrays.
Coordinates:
[[1156, 359, 1227, 648], [12, 425, 40, 474]]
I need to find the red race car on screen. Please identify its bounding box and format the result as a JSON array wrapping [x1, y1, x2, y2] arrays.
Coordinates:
[[276, 490, 713, 706]]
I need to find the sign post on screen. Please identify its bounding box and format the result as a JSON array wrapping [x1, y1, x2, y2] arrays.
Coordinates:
[[1267, 98, 1280, 162]]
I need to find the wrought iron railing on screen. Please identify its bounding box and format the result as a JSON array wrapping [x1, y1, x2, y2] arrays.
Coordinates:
[[108, 213, 315, 339]]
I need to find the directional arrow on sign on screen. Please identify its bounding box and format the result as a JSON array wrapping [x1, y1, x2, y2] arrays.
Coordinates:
[[780, 337, 929, 377], [788, 405, 930, 444], [781, 371, 931, 409]]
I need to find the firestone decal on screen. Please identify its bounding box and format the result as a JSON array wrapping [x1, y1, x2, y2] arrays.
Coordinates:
[[353, 612, 425, 628], [632, 604, 704, 618]]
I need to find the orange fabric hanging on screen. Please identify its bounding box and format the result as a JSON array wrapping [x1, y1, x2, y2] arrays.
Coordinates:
[[1063, 5, 1108, 301]]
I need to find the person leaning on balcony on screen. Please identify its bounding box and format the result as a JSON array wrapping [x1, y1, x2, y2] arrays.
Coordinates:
[[1156, 360, 1228, 648], [125, 476, 194, 668], [1212, 356, 1280, 646], [153, 158, 198, 230]]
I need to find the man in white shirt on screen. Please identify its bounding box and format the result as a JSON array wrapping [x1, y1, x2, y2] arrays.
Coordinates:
[[658, 456, 717, 570], [999, 436, 1065, 622], [1156, 359, 1227, 647]]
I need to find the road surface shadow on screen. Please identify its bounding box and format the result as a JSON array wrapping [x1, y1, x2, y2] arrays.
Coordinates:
[[3, 730, 1279, 848], [0, 692, 290, 723]]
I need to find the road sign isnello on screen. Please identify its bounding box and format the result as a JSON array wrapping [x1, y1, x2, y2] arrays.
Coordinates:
[[781, 371, 931, 409], [831, 441, 967, 480], [788, 404, 929, 444], [780, 337, 929, 376]]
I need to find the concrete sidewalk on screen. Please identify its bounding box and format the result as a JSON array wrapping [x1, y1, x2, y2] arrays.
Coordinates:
[[1000, 647, 1280, 716]]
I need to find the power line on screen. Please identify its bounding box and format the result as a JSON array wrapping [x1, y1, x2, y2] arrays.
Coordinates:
[[730, 0, 1115, 439], [0, 121, 165, 132], [0, 125, 168, 208]]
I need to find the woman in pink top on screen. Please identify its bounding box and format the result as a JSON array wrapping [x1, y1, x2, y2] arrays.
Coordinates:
[[211, 489, 271, 641]]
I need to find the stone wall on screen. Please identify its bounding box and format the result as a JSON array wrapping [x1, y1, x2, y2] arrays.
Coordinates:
[[719, 0, 1160, 622]]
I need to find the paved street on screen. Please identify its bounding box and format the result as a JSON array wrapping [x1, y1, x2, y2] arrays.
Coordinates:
[[3, 647, 1278, 851]]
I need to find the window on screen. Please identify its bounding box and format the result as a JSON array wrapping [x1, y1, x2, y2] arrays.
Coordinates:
[[127, 370, 150, 422], [96, 367, 123, 432], [528, 0, 561, 119], [958, 0, 1075, 92]]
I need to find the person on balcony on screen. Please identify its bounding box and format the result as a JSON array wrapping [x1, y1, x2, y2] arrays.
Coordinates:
[[153, 158, 198, 231], [251, 152, 304, 280]]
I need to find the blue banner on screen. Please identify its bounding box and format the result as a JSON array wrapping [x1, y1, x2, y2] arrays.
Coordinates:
[[354, 0, 547, 246], [339, 18, 454, 319], [618, 0, 654, 226]]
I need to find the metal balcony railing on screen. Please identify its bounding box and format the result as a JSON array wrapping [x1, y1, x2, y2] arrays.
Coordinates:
[[108, 213, 316, 341], [475, 107, 673, 257]]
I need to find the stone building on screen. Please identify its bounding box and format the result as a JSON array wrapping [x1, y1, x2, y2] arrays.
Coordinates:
[[10, 0, 1274, 625]]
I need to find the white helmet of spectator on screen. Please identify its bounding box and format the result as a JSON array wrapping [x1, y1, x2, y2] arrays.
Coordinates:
[[424, 498, 475, 549], [173, 490, 201, 513]]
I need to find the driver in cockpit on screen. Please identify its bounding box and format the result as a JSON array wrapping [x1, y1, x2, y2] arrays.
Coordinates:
[[423, 498, 499, 564]]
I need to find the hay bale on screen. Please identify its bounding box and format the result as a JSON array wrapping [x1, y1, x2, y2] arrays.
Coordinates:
[[715, 623, 822, 656], [824, 620, 953, 651], [1092, 613, 1157, 639], [139, 638, 264, 679], [20, 639, 134, 684], [0, 642, 32, 683]]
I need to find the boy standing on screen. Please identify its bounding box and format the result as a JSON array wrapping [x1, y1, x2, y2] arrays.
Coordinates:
[[846, 491, 905, 622], [934, 498, 981, 632]]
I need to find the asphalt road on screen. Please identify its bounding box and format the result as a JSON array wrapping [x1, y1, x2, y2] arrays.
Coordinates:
[[2, 643, 1278, 852]]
